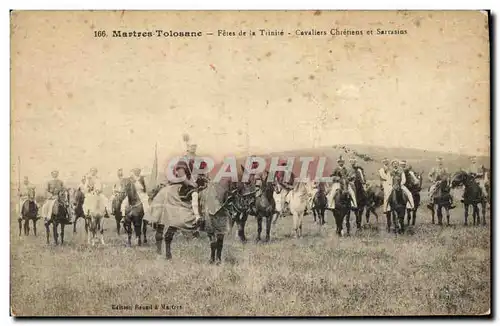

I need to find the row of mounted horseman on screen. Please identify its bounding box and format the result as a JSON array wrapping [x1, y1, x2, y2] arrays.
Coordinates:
[[17, 154, 489, 262]]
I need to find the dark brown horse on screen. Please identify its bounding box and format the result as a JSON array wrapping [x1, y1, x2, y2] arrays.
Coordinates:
[[451, 170, 487, 226], [122, 177, 146, 246], [18, 190, 39, 236], [364, 183, 384, 225], [351, 168, 367, 229], [405, 171, 423, 226], [252, 174, 276, 242], [70, 188, 86, 234], [331, 178, 352, 236], [44, 189, 72, 245], [387, 174, 409, 234], [429, 179, 452, 226], [111, 191, 127, 234], [227, 170, 277, 243], [153, 177, 236, 264], [227, 181, 256, 243], [311, 183, 327, 226]]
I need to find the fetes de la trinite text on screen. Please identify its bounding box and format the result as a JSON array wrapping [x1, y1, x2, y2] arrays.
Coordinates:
[[94, 27, 407, 38]]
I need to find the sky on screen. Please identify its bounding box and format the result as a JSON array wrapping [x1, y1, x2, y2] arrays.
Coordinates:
[[11, 11, 490, 184]]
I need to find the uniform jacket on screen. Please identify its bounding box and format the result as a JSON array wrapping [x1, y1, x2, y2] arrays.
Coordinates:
[[47, 179, 64, 197]]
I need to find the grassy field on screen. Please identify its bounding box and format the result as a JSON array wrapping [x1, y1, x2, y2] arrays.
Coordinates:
[[10, 197, 491, 317]]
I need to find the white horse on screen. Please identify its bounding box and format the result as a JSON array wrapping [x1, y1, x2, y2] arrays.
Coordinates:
[[272, 183, 292, 224], [288, 182, 309, 238], [83, 191, 108, 245]]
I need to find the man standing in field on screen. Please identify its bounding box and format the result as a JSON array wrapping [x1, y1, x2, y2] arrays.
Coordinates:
[[427, 157, 455, 210]]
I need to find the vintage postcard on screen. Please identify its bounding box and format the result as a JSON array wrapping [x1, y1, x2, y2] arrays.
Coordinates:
[[10, 10, 490, 316]]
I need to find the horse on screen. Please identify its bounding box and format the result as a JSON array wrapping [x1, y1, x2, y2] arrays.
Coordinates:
[[69, 188, 86, 234], [429, 178, 452, 226], [227, 180, 257, 243], [364, 183, 384, 226], [43, 189, 72, 245], [311, 183, 327, 225], [351, 168, 367, 229], [121, 177, 146, 246], [387, 174, 409, 234], [451, 170, 487, 226], [272, 181, 291, 225], [150, 177, 236, 264], [18, 189, 39, 236], [253, 173, 277, 242], [288, 181, 309, 238], [111, 191, 127, 234], [330, 178, 352, 236], [405, 171, 423, 226], [83, 189, 109, 246]]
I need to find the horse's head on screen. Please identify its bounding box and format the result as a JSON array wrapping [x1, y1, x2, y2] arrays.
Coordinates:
[[338, 177, 350, 195], [451, 170, 467, 188], [392, 174, 402, 191], [124, 177, 139, 203]]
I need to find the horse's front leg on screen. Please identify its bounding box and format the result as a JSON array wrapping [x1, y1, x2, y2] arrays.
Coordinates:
[[142, 219, 148, 244], [33, 219, 37, 236], [60, 224, 65, 245], [133, 216, 143, 246], [45, 219, 50, 244], [385, 211, 391, 233], [73, 216, 78, 233], [355, 207, 363, 229], [406, 209, 412, 226], [446, 207, 451, 226], [437, 205, 443, 226], [238, 213, 248, 243], [100, 218, 105, 245], [53, 222, 59, 245], [215, 233, 224, 264], [345, 211, 351, 236], [464, 204, 469, 226], [431, 203, 435, 224], [256, 217, 263, 242], [265, 214, 272, 242], [208, 233, 216, 264], [123, 216, 132, 247], [482, 202, 487, 226], [115, 215, 122, 235], [18, 218, 22, 237]]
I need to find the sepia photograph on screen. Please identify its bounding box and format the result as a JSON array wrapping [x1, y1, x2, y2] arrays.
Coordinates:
[[10, 10, 491, 316]]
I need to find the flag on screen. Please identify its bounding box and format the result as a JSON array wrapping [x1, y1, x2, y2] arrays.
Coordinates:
[[149, 143, 158, 190]]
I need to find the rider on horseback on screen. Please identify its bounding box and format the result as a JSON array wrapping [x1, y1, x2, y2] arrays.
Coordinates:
[[85, 167, 110, 217], [427, 157, 455, 210], [328, 155, 357, 210], [400, 160, 419, 188], [18, 176, 37, 221], [110, 168, 127, 215], [43, 170, 71, 224], [385, 159, 415, 212], [349, 156, 366, 189], [464, 156, 488, 201]]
